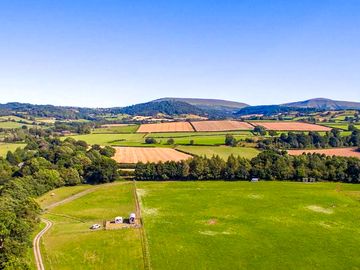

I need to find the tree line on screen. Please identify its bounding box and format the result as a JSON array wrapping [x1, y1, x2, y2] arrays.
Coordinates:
[[135, 150, 360, 183], [0, 136, 118, 269], [257, 129, 360, 149]]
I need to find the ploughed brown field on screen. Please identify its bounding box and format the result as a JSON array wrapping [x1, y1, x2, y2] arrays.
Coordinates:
[[191, 120, 254, 132], [288, 147, 360, 158], [250, 122, 331, 131], [113, 147, 192, 163], [137, 122, 194, 133]]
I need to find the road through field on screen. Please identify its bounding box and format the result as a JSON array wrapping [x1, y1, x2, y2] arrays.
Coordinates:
[[33, 185, 103, 270]]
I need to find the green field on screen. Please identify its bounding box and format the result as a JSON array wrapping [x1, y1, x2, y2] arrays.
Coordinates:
[[40, 182, 144, 270], [0, 143, 26, 157], [35, 181, 360, 270], [66, 133, 146, 146], [138, 181, 360, 270], [176, 145, 260, 159], [66, 131, 256, 147], [93, 125, 139, 134], [0, 121, 34, 129], [321, 123, 360, 131]]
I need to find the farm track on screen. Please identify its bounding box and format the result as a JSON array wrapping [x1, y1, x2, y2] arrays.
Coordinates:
[[33, 218, 52, 270], [133, 181, 152, 270]]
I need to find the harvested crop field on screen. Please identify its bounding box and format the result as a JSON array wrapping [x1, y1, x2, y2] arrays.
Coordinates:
[[191, 120, 254, 132], [250, 122, 331, 131], [113, 147, 192, 163], [137, 122, 194, 133], [288, 147, 360, 158]]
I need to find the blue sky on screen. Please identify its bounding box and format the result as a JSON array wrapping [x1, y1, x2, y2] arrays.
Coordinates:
[[0, 0, 359, 107]]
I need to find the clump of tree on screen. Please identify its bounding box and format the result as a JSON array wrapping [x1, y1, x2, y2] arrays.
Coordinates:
[[167, 138, 175, 145], [134, 150, 360, 183], [225, 134, 237, 146], [0, 135, 118, 269], [253, 126, 267, 136], [145, 137, 157, 144], [257, 129, 360, 150]]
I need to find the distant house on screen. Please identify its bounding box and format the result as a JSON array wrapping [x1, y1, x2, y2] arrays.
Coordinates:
[[251, 178, 259, 182]]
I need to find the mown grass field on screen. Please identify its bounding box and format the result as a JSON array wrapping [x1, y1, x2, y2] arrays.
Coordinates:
[[138, 181, 360, 270], [40, 182, 144, 270], [66, 133, 146, 146], [93, 124, 139, 134], [0, 143, 26, 157], [176, 145, 260, 159]]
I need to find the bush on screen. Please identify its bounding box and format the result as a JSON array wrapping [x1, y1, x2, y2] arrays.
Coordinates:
[[145, 137, 157, 144]]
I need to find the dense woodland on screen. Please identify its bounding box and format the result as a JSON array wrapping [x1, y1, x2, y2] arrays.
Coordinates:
[[135, 150, 360, 182], [0, 133, 118, 269]]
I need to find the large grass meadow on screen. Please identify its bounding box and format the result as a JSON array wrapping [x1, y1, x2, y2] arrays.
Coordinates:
[[138, 181, 360, 270], [39, 182, 144, 270]]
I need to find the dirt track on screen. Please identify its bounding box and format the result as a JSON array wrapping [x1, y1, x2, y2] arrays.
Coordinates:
[[33, 219, 52, 270]]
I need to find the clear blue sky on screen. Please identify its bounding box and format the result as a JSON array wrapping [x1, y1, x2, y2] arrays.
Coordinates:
[[0, 0, 359, 107]]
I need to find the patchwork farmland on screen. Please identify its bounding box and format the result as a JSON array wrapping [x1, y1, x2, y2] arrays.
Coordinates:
[[251, 122, 331, 131], [137, 122, 194, 133], [191, 120, 254, 132], [288, 147, 360, 158], [113, 146, 192, 163]]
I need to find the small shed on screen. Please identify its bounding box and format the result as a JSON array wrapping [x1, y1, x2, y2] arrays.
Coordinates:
[[115, 216, 123, 224], [129, 213, 136, 224], [251, 178, 259, 182]]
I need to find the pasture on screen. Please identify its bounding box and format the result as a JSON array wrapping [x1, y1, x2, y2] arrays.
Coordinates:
[[0, 121, 33, 129], [66, 133, 145, 146], [0, 143, 26, 157], [137, 122, 194, 133], [250, 122, 331, 131], [176, 145, 260, 160], [138, 181, 360, 270], [39, 182, 144, 270], [288, 147, 360, 159], [113, 147, 192, 163], [93, 124, 139, 134], [191, 120, 254, 132]]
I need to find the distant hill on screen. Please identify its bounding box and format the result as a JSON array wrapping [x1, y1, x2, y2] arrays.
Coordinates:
[[154, 98, 248, 113], [117, 100, 206, 116], [235, 98, 360, 116], [283, 98, 360, 110]]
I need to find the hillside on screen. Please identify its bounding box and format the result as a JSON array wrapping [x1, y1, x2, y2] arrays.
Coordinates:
[[117, 100, 206, 116], [154, 97, 248, 112], [284, 98, 360, 110]]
